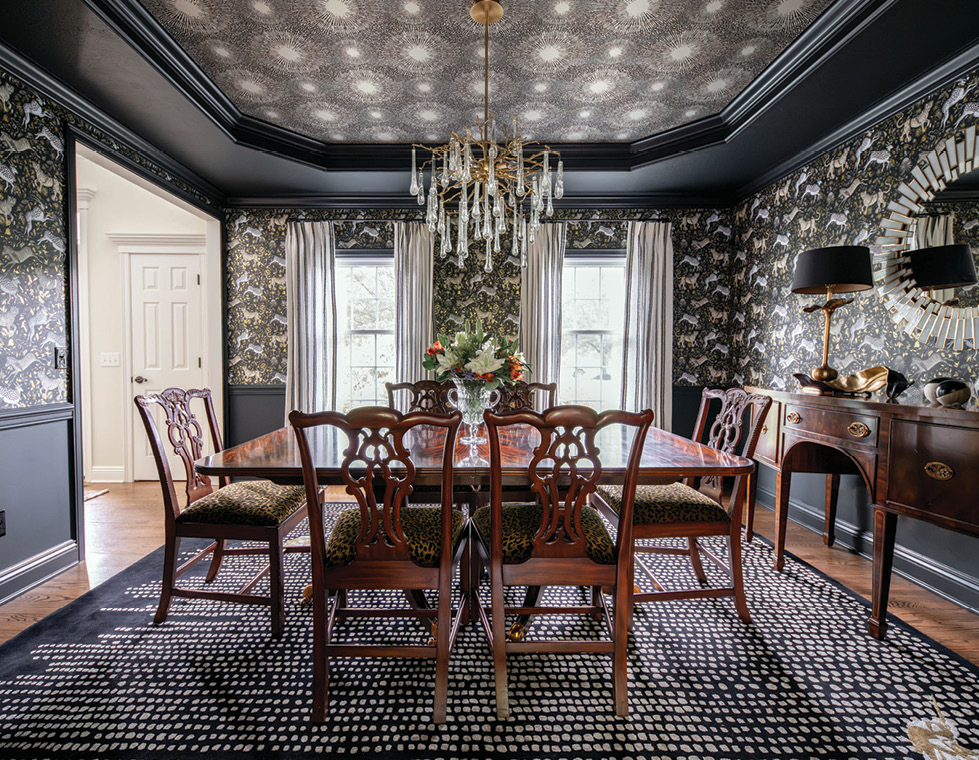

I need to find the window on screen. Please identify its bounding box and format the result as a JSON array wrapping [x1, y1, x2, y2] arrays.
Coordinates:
[[335, 254, 395, 412], [560, 254, 627, 409]]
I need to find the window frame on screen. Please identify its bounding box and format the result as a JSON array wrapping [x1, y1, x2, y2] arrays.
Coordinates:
[[560, 249, 628, 409], [334, 249, 396, 411]]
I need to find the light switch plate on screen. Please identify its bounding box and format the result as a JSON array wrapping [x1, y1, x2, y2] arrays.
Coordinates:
[[54, 347, 68, 369], [100, 353, 121, 367]]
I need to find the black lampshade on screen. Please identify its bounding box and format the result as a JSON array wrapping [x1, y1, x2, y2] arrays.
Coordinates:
[[791, 245, 874, 295], [908, 244, 978, 289]]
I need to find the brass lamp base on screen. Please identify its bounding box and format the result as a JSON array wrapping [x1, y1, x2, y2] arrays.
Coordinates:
[[811, 365, 838, 382]]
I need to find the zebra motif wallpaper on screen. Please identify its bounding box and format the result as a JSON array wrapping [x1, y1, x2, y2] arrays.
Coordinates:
[[0, 73, 68, 409], [224, 208, 738, 387], [729, 68, 979, 397]]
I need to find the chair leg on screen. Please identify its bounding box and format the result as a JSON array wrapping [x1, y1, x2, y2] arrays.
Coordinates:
[[687, 537, 708, 583], [154, 535, 179, 625], [312, 593, 330, 722], [728, 530, 751, 624], [205, 538, 227, 582], [612, 572, 631, 717], [269, 539, 285, 639], [490, 562, 510, 720], [510, 585, 542, 639], [433, 572, 451, 724], [745, 471, 757, 542]]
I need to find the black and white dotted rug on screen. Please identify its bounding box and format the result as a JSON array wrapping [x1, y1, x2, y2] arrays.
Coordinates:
[[0, 503, 976, 759]]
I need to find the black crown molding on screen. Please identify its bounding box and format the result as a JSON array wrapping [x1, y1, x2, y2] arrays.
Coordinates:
[[0, 36, 224, 210], [736, 36, 979, 201], [84, 0, 898, 177], [223, 192, 731, 210]]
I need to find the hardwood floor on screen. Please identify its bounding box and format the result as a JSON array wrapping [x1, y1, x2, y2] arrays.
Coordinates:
[[1, 483, 976, 666]]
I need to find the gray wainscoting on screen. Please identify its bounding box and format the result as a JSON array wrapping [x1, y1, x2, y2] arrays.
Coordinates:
[[0, 405, 80, 604]]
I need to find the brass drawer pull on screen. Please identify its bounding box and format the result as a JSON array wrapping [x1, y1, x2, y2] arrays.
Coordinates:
[[786, 412, 801, 425], [847, 422, 871, 438], [924, 461, 954, 481]]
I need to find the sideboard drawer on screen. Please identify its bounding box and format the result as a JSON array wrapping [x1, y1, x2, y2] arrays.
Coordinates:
[[754, 399, 780, 466], [783, 403, 879, 447], [887, 420, 979, 531]]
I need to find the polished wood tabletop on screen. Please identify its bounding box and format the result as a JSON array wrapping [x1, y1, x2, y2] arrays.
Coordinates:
[[197, 424, 754, 483]]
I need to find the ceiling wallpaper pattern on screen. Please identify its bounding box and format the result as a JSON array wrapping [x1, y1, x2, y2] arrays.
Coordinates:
[[138, 0, 834, 144]]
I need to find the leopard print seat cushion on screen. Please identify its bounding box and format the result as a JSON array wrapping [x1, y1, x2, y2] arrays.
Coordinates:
[[472, 502, 616, 564], [177, 481, 306, 527], [323, 506, 466, 568], [596, 483, 729, 524]]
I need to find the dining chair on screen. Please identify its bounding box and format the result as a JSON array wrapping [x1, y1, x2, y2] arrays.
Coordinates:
[[385, 379, 453, 413], [289, 406, 466, 723], [470, 405, 654, 719], [134, 387, 308, 638], [590, 387, 771, 624], [491, 380, 557, 413]]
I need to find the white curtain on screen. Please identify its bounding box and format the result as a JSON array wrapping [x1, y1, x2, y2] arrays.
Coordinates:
[[621, 221, 674, 429], [914, 213, 956, 303], [394, 222, 435, 385], [520, 223, 567, 388], [285, 221, 337, 419]]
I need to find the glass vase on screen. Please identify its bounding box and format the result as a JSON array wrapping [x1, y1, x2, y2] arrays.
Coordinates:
[[451, 377, 497, 446]]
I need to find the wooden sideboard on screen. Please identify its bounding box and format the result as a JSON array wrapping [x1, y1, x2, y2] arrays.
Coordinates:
[[744, 387, 979, 639]]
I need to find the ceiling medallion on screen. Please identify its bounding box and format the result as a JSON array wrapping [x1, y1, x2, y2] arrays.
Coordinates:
[[408, 0, 564, 271]]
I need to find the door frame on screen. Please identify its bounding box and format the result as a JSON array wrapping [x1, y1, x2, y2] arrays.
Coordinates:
[[113, 236, 214, 482]]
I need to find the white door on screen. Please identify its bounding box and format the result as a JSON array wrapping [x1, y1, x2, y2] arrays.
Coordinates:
[[130, 254, 205, 481]]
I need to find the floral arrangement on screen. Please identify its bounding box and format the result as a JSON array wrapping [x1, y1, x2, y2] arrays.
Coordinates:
[[423, 320, 529, 390]]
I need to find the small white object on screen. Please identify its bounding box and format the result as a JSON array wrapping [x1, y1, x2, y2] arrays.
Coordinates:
[[100, 352, 121, 367]]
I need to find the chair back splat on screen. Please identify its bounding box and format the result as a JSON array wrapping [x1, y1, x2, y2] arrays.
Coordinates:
[[385, 380, 453, 414], [491, 381, 558, 413], [691, 388, 771, 510]]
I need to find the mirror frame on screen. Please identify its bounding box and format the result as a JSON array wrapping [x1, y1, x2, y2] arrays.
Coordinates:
[[876, 124, 979, 350]]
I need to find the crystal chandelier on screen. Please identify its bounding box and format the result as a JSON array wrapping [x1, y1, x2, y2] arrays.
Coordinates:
[[408, 0, 564, 272]]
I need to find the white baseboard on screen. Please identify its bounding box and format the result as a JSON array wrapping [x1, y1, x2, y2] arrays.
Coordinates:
[[88, 466, 126, 483]]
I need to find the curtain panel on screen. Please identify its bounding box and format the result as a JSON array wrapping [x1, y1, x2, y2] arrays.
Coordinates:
[[519, 223, 567, 388], [394, 223, 435, 387], [285, 221, 337, 420], [622, 221, 674, 429]]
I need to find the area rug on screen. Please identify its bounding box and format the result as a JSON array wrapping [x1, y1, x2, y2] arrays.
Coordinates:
[[0, 503, 976, 760]]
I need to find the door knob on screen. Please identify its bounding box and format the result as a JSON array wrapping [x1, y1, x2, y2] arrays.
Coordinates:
[[133, 375, 148, 384]]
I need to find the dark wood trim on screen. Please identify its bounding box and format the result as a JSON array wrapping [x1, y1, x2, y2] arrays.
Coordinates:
[[754, 475, 979, 614], [737, 37, 979, 199], [0, 38, 224, 209], [0, 404, 73, 430], [0, 541, 79, 607], [65, 135, 85, 562]]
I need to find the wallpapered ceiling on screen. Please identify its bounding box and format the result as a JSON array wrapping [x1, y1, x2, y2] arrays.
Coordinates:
[[728, 70, 979, 397], [223, 208, 738, 387], [138, 0, 834, 144]]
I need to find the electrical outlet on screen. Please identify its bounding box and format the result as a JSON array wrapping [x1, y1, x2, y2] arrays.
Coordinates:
[[54, 346, 68, 370], [0, 510, 6, 538]]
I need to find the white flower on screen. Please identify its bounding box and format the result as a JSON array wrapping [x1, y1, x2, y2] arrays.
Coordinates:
[[435, 347, 460, 374], [465, 342, 505, 375]]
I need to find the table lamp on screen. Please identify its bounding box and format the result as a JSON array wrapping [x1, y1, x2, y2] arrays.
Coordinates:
[[791, 245, 874, 382], [908, 243, 977, 306]]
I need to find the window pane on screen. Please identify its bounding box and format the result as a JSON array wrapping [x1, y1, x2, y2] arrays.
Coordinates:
[[560, 258, 626, 410], [336, 260, 395, 409]]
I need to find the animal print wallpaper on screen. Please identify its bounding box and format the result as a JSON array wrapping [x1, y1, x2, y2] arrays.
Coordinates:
[[224, 208, 738, 387], [729, 69, 979, 396], [0, 67, 220, 409], [0, 73, 69, 409]]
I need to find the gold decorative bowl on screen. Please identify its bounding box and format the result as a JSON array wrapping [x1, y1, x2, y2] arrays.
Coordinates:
[[826, 366, 889, 394]]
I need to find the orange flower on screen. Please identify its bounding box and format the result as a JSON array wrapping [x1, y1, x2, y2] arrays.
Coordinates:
[[426, 341, 444, 356]]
